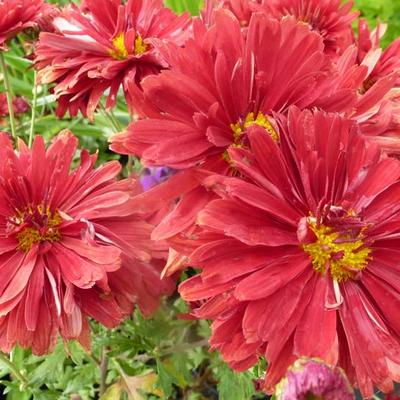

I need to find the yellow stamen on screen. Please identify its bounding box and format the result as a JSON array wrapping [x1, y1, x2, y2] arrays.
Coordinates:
[[134, 35, 147, 55], [17, 227, 61, 253], [13, 205, 62, 252], [110, 33, 129, 60], [230, 112, 279, 144], [302, 222, 371, 282], [224, 112, 278, 162], [109, 32, 147, 60]]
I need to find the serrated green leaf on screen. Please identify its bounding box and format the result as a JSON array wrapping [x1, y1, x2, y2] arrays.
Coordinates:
[[216, 363, 257, 400], [29, 345, 66, 386], [156, 359, 174, 399]]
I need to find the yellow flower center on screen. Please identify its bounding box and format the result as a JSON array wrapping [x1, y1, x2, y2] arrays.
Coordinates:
[[224, 112, 278, 162], [302, 221, 371, 282], [109, 32, 148, 60], [230, 112, 279, 144], [134, 35, 147, 56], [10, 205, 62, 252]]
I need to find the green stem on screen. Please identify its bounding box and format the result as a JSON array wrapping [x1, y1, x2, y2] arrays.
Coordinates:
[[0, 52, 17, 142], [0, 352, 28, 389], [109, 108, 122, 132], [99, 348, 108, 397], [126, 156, 133, 177], [28, 70, 38, 148], [159, 339, 209, 357], [99, 103, 119, 133], [130, 339, 209, 364]]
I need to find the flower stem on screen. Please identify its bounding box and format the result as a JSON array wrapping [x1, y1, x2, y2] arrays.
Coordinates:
[[159, 339, 209, 357], [99, 347, 108, 397], [0, 52, 17, 142], [28, 70, 38, 148], [126, 156, 133, 177], [109, 108, 122, 132], [99, 103, 119, 133], [0, 352, 28, 390]]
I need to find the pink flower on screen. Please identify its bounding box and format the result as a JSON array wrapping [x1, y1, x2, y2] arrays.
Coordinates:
[[355, 20, 400, 86], [202, 0, 264, 28], [333, 20, 400, 152], [12, 96, 29, 114], [265, 0, 358, 57], [275, 358, 354, 400], [0, 0, 46, 50], [0, 93, 29, 116], [34, 0, 191, 119], [207, 0, 357, 57], [0, 131, 174, 355], [178, 108, 400, 397], [35, 3, 61, 33]]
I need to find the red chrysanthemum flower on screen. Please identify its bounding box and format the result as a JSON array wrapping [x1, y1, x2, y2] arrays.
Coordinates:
[[111, 10, 354, 167], [353, 20, 400, 87], [34, 0, 190, 119], [110, 10, 361, 252], [332, 20, 400, 152], [0, 93, 29, 116], [35, 3, 61, 33], [265, 0, 358, 57], [0, 0, 46, 50], [179, 108, 400, 397], [202, 0, 264, 28], [0, 131, 174, 355]]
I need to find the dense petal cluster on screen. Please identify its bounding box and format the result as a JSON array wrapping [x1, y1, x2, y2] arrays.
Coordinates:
[[356, 20, 400, 84], [275, 358, 354, 400], [3, 0, 400, 396], [331, 19, 400, 153], [0, 131, 174, 355], [202, 0, 264, 28], [178, 108, 400, 397], [110, 10, 362, 253], [207, 0, 357, 57], [106, 4, 400, 396], [265, 0, 358, 57], [110, 7, 400, 279], [111, 10, 353, 167], [0, 0, 46, 49], [34, 0, 190, 119]]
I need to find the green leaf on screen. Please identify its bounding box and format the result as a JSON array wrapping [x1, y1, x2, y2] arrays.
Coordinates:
[[29, 344, 66, 386], [164, 0, 204, 15], [156, 359, 174, 399], [100, 382, 122, 400], [354, 0, 400, 48], [216, 363, 257, 400]]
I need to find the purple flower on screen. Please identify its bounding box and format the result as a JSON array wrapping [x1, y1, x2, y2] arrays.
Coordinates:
[[140, 167, 173, 191], [276, 358, 354, 400]]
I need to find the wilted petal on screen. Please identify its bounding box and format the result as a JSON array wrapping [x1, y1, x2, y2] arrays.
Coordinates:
[[275, 358, 354, 400]]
